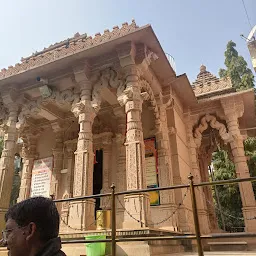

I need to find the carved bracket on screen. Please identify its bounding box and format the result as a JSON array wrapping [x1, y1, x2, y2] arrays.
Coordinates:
[[91, 67, 125, 112]]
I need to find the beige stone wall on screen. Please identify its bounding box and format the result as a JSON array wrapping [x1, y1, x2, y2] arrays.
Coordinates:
[[36, 128, 55, 159], [167, 96, 193, 232]]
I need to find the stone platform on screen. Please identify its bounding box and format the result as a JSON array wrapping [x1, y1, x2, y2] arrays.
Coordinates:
[[60, 229, 256, 255], [60, 228, 186, 256]]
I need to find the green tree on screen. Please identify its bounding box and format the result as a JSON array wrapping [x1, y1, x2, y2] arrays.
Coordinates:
[[219, 41, 254, 90], [212, 150, 244, 231]]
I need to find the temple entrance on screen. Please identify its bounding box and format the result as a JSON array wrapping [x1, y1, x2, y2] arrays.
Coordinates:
[[93, 149, 103, 219]]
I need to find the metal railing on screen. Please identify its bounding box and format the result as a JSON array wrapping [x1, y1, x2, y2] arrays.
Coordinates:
[[54, 175, 256, 256], [165, 53, 176, 73]]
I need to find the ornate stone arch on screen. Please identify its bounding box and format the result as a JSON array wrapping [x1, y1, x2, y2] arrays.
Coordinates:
[[193, 114, 231, 148]]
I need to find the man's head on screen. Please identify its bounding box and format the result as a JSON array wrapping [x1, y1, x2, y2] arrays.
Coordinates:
[[4, 197, 60, 256]]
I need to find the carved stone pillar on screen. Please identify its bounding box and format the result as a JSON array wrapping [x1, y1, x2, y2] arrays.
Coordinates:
[[153, 98, 178, 230], [119, 66, 150, 228], [0, 104, 18, 231], [18, 130, 39, 202], [221, 98, 256, 232], [198, 151, 218, 232], [113, 107, 126, 228], [113, 107, 126, 194], [60, 140, 76, 232], [50, 122, 64, 199], [186, 115, 211, 234], [100, 132, 113, 209], [69, 99, 96, 230], [63, 140, 76, 199]]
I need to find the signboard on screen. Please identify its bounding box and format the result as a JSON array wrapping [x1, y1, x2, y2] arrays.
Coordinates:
[[145, 156, 158, 186], [30, 157, 53, 198], [144, 138, 160, 206]]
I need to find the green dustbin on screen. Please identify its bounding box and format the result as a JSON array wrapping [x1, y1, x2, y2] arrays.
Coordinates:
[[85, 235, 106, 256]]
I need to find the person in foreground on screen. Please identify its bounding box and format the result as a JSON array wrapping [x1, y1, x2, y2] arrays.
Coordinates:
[[3, 196, 66, 256]]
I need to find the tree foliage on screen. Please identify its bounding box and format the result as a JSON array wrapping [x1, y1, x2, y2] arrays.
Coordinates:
[[219, 41, 254, 90]]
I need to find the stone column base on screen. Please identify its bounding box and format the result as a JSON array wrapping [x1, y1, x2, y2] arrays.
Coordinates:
[[197, 209, 211, 234], [243, 206, 256, 232], [123, 194, 150, 229], [150, 204, 179, 231], [68, 199, 95, 231]]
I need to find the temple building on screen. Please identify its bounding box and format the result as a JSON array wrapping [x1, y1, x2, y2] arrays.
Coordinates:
[[0, 21, 256, 255]]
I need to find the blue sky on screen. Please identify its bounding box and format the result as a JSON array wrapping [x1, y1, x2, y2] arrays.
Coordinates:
[[0, 0, 255, 82]]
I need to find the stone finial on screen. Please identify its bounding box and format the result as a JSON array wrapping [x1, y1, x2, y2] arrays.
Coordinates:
[[74, 32, 80, 38], [192, 65, 233, 97], [200, 64, 206, 73]]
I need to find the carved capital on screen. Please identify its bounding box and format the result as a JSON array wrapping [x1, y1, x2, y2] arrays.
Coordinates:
[[71, 100, 96, 122], [118, 86, 142, 107], [221, 97, 244, 119]]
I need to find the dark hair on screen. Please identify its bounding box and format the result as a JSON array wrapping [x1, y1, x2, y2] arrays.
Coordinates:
[[5, 197, 59, 241]]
